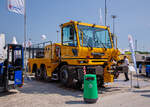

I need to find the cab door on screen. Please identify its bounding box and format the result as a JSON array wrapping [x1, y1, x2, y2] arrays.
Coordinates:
[[61, 25, 78, 59]]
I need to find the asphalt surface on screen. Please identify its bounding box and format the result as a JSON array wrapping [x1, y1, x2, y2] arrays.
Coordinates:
[[0, 73, 150, 107]]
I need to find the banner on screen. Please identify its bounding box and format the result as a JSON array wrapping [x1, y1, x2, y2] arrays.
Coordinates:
[[128, 34, 138, 74], [8, 0, 24, 15]]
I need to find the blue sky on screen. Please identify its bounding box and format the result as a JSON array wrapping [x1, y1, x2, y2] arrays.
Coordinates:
[[0, 0, 150, 51]]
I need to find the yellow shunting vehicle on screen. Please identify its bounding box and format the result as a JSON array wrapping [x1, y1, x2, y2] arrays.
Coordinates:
[[28, 21, 121, 88]]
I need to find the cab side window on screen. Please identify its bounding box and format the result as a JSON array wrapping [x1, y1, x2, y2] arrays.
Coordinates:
[[62, 25, 77, 47]]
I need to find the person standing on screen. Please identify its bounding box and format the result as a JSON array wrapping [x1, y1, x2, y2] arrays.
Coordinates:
[[124, 56, 129, 81]]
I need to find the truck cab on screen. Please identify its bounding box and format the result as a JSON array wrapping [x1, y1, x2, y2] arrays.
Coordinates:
[[60, 21, 116, 64], [58, 21, 120, 87]]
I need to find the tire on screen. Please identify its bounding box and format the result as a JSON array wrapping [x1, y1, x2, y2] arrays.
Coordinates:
[[60, 65, 73, 87], [75, 81, 83, 91], [42, 67, 49, 81], [97, 75, 104, 88], [35, 69, 41, 80]]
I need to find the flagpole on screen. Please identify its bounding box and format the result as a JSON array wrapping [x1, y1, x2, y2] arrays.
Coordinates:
[[24, 0, 27, 73]]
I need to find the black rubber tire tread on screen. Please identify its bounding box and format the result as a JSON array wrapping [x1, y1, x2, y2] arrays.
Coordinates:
[[60, 65, 74, 87], [75, 82, 83, 91], [97, 75, 104, 88], [35, 69, 41, 80], [40, 68, 45, 80], [43, 67, 49, 81]]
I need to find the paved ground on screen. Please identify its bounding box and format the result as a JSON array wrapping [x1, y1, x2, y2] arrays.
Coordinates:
[[0, 73, 150, 107]]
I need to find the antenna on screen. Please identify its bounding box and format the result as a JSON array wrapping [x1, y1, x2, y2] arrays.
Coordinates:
[[99, 8, 103, 25]]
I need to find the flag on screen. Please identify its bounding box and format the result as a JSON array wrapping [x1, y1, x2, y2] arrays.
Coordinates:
[[8, 0, 24, 15], [128, 34, 138, 74]]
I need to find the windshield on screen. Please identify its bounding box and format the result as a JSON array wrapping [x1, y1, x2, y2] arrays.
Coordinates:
[[78, 25, 112, 48]]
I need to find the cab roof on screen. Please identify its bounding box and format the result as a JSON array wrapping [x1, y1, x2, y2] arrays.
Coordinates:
[[61, 20, 108, 30]]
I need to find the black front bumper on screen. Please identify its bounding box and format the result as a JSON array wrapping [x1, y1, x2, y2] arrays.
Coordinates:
[[68, 65, 104, 82]]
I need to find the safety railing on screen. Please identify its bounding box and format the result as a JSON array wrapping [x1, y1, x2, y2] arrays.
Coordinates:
[[27, 41, 52, 59]]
